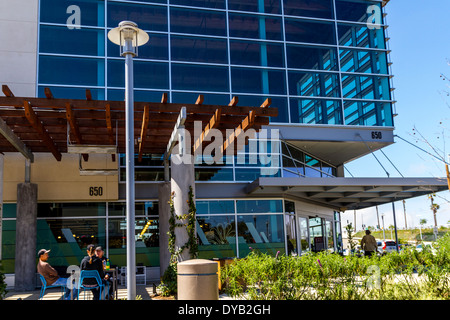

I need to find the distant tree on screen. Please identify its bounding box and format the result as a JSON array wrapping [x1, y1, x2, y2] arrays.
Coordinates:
[[345, 223, 356, 254], [428, 193, 440, 229]]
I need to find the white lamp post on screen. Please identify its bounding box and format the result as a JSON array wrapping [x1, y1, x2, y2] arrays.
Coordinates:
[[108, 21, 149, 300]]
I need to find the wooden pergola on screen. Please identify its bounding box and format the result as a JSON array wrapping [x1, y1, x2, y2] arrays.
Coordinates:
[[0, 85, 277, 163]]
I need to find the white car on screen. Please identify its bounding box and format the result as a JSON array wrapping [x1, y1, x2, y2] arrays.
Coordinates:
[[382, 240, 397, 253]]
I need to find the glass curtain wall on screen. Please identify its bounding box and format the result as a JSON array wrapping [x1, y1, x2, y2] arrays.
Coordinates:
[[196, 199, 285, 259], [37, 0, 393, 127], [2, 199, 287, 272]]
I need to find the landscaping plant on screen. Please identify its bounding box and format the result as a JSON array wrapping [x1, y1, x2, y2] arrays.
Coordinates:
[[221, 233, 450, 300]]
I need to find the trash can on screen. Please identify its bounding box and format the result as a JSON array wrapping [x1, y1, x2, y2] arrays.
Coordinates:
[[177, 259, 218, 300]]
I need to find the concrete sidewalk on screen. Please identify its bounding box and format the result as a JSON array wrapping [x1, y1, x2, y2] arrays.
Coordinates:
[[4, 284, 172, 300]]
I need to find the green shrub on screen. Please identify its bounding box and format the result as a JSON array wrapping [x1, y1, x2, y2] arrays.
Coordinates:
[[0, 263, 7, 300], [221, 235, 450, 300]]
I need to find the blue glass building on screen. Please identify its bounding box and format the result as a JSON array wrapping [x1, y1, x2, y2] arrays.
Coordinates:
[[1, 0, 401, 276]]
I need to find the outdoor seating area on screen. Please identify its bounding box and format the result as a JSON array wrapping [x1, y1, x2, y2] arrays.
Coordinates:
[[5, 283, 163, 301]]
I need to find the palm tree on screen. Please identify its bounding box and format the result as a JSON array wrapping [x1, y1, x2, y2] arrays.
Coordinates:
[[428, 194, 439, 226]]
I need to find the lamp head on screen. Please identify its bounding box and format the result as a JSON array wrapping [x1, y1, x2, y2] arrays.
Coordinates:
[[108, 21, 149, 57]]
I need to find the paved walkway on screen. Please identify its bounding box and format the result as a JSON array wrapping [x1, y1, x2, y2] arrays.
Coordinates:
[[4, 285, 234, 300], [4, 284, 170, 300]]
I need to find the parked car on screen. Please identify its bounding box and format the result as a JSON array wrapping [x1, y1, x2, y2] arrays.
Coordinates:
[[377, 241, 383, 253], [382, 240, 397, 253]]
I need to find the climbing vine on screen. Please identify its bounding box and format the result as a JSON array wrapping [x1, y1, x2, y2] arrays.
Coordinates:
[[159, 186, 198, 296]]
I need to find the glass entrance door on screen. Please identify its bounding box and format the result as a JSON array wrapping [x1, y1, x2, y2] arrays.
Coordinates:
[[309, 217, 325, 252], [298, 217, 309, 254]]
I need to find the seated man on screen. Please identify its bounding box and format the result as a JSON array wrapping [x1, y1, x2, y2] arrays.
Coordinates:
[[95, 246, 114, 300], [80, 244, 109, 300], [37, 249, 77, 300]]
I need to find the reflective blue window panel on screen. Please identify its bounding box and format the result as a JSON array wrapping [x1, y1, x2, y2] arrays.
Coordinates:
[[336, 0, 383, 24], [338, 23, 386, 49], [236, 200, 283, 214], [340, 48, 388, 75], [228, 0, 281, 14], [170, 7, 226, 37], [108, 89, 167, 103], [171, 63, 229, 92], [170, 0, 225, 9], [230, 40, 284, 68], [283, 0, 334, 19], [39, 56, 105, 86], [234, 168, 281, 181], [39, 25, 104, 56], [172, 92, 231, 105], [229, 13, 282, 41], [231, 67, 286, 95], [197, 215, 237, 259], [344, 101, 392, 126], [285, 18, 336, 45], [237, 214, 285, 257], [289, 98, 343, 125], [107, 33, 168, 61], [234, 95, 289, 123], [38, 86, 105, 100], [107, 2, 167, 31], [341, 75, 390, 100], [40, 0, 105, 27], [195, 168, 234, 181], [107, 60, 169, 89], [288, 71, 340, 97], [196, 200, 235, 215], [171, 36, 228, 64], [286, 44, 338, 71]]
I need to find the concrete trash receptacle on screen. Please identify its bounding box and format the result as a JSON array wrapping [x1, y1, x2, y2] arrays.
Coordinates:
[[177, 259, 218, 300]]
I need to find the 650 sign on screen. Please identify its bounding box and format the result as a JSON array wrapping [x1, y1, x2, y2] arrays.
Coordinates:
[[89, 186, 103, 197]]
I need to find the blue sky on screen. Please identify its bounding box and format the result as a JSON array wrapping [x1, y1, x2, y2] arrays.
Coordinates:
[[341, 0, 450, 231]]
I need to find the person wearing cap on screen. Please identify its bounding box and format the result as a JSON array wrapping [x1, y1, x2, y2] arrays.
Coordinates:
[[80, 244, 108, 300], [95, 246, 114, 300], [37, 249, 78, 300]]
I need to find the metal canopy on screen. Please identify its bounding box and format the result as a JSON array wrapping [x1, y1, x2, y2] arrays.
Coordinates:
[[246, 177, 448, 210], [0, 85, 276, 161]]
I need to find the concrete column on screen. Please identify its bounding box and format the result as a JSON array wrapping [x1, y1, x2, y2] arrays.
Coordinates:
[[170, 154, 195, 262], [158, 181, 171, 277], [14, 182, 38, 291]]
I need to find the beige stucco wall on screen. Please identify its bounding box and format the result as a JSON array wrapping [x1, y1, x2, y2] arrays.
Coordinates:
[[3, 153, 119, 202], [0, 0, 38, 97]]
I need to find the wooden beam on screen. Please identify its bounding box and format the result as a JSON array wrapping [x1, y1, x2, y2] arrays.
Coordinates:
[[2, 85, 14, 97], [66, 102, 88, 161], [196, 94, 204, 105], [260, 98, 271, 108], [193, 108, 222, 155], [229, 96, 238, 106], [0, 96, 278, 117], [23, 101, 62, 161], [2, 85, 21, 110], [0, 116, 34, 162], [85, 89, 92, 101], [138, 105, 150, 162], [161, 93, 168, 104], [44, 87, 53, 99], [221, 110, 256, 156]]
